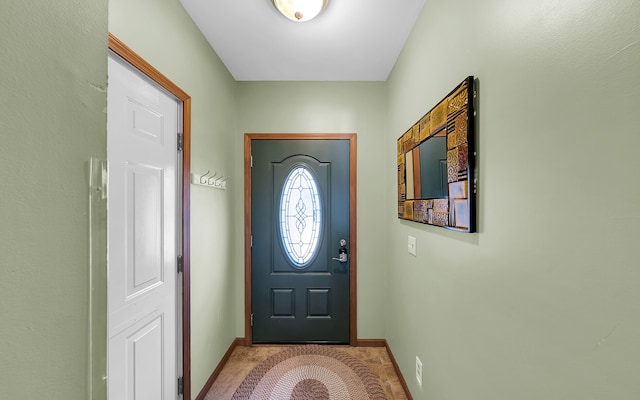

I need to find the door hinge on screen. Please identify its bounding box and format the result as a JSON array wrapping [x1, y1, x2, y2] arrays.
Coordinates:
[[250, 155, 253, 168], [177, 133, 184, 152], [250, 235, 253, 248], [251, 313, 254, 326], [177, 376, 184, 396], [177, 255, 183, 274]]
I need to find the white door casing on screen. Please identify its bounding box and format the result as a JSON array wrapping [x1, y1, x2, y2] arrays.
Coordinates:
[[107, 54, 179, 399]]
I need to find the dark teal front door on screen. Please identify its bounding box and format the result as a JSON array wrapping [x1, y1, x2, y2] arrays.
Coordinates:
[[251, 138, 351, 343]]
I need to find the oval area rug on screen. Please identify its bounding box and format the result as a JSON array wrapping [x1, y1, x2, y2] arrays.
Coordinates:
[[231, 345, 388, 400]]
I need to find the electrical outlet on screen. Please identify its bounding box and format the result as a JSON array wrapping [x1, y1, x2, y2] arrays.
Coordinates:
[[415, 356, 423, 387], [408, 235, 417, 256]]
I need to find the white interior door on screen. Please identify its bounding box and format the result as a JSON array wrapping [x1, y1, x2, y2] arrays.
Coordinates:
[[107, 53, 179, 400]]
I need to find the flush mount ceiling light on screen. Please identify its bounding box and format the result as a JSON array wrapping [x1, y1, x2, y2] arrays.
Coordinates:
[[272, 0, 329, 22]]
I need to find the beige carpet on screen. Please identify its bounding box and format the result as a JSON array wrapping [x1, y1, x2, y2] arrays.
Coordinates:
[[231, 345, 388, 400]]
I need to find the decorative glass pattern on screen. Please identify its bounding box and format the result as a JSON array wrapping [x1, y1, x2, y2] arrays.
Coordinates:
[[279, 165, 322, 267]]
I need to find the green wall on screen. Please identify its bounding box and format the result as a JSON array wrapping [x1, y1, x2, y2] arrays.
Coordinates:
[[235, 82, 388, 338], [108, 0, 237, 397], [0, 0, 108, 399], [386, 0, 640, 398]]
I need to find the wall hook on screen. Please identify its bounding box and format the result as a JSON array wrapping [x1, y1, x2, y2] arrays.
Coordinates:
[[191, 170, 228, 190], [199, 170, 210, 184]]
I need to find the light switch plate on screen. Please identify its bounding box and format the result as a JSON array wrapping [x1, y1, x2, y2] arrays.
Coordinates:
[[408, 235, 417, 256]]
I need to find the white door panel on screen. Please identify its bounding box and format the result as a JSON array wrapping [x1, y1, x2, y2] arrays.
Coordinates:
[[107, 54, 179, 400], [108, 313, 165, 400]]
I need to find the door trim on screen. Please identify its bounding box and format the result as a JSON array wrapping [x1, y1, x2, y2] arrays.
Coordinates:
[[108, 33, 192, 399], [244, 133, 357, 346]]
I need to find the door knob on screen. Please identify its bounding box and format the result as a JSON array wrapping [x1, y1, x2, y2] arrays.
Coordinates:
[[332, 239, 348, 263]]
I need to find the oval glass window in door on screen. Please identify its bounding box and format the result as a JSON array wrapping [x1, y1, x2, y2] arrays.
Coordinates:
[[279, 165, 322, 268]]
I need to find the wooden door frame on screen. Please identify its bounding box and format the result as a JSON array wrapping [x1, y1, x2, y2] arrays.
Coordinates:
[[244, 133, 357, 346], [108, 34, 193, 399]]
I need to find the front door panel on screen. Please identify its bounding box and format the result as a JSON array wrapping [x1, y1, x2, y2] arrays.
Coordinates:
[[252, 139, 350, 343]]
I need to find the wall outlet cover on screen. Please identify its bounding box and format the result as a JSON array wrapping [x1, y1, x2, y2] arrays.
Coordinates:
[[416, 356, 423, 386]]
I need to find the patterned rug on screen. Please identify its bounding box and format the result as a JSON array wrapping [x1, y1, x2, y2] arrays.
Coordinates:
[[231, 345, 388, 400]]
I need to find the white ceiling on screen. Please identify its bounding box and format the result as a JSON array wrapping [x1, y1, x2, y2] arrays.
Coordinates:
[[178, 0, 426, 81]]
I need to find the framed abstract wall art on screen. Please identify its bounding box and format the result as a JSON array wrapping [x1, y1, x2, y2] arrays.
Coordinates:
[[397, 76, 476, 232]]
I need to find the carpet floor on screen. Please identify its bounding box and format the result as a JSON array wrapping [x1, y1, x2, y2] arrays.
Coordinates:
[[204, 345, 409, 400]]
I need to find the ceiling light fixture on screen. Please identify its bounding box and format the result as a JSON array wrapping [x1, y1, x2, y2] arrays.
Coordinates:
[[272, 0, 329, 22]]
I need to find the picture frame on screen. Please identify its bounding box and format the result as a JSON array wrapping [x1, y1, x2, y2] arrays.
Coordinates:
[[397, 76, 476, 232]]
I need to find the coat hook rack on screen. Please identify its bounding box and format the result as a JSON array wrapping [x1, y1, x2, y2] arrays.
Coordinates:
[[191, 170, 229, 190]]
